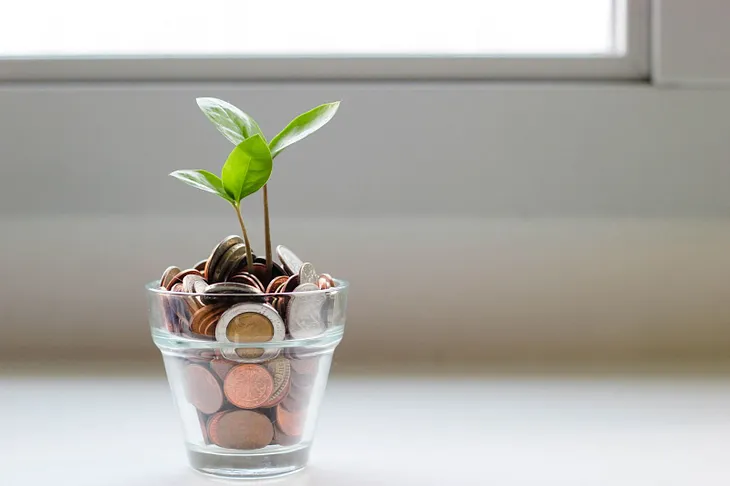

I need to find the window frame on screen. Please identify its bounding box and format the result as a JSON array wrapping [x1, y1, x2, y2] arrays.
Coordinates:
[[0, 0, 650, 82]]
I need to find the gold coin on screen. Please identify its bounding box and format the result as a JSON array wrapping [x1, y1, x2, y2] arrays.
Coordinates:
[[226, 312, 275, 343], [216, 303, 285, 362], [236, 348, 266, 359]]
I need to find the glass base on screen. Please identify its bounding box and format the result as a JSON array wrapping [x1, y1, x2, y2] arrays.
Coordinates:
[[187, 443, 310, 479]]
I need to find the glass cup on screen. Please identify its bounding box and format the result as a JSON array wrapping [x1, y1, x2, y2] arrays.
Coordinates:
[[147, 279, 348, 479]]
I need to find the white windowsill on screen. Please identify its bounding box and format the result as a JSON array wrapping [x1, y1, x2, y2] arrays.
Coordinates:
[[4, 365, 730, 486]]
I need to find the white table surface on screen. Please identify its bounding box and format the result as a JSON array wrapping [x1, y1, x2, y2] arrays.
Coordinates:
[[2, 366, 730, 486]]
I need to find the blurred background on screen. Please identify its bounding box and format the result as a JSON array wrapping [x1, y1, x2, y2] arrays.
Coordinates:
[[2, 1, 730, 485]]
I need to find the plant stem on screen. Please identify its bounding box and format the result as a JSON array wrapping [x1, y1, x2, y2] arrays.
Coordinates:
[[233, 203, 254, 274], [263, 184, 273, 280]]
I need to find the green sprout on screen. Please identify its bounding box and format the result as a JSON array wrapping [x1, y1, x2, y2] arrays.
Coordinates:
[[175, 97, 340, 279], [169, 134, 272, 274]]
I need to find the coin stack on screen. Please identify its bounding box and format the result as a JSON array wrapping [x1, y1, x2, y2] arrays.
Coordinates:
[[157, 236, 337, 449], [183, 353, 319, 449], [159, 236, 336, 342]]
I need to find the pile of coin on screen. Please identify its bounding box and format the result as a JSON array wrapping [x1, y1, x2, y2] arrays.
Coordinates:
[[157, 236, 338, 449], [183, 353, 320, 449], [158, 236, 337, 345]]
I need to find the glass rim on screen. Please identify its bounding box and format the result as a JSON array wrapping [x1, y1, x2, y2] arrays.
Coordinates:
[[146, 278, 349, 298], [152, 326, 344, 350]]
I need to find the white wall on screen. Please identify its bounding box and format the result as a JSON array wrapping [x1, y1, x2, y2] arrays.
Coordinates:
[[2, 83, 730, 363]]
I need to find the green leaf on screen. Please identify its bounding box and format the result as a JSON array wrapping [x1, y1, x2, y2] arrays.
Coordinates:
[[196, 97, 265, 145], [169, 169, 233, 202], [269, 101, 340, 158], [221, 134, 273, 203]]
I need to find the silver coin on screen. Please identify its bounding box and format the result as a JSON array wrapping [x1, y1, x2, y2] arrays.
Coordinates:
[[192, 278, 208, 294], [182, 274, 206, 294], [298, 262, 318, 285], [216, 302, 285, 363], [287, 283, 327, 339], [180, 276, 204, 313], [276, 245, 304, 276], [206, 235, 244, 282], [201, 281, 262, 305], [212, 243, 248, 283]]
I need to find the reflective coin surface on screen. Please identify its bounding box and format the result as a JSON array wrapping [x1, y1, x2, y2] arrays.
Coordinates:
[[223, 364, 275, 409], [287, 283, 327, 339], [298, 262, 318, 285], [208, 410, 273, 450], [276, 245, 304, 276]]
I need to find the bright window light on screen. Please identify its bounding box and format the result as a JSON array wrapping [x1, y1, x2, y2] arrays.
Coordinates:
[[0, 0, 616, 57]]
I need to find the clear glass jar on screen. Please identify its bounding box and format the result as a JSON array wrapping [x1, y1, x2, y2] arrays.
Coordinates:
[[146, 280, 348, 479]]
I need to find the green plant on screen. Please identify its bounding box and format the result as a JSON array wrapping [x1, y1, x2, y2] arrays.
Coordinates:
[[169, 134, 273, 273], [184, 97, 340, 278]]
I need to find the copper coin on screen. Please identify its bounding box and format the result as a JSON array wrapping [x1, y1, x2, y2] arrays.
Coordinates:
[[281, 395, 308, 413], [266, 275, 288, 294], [321, 273, 335, 286], [276, 404, 305, 436], [206, 410, 228, 444], [190, 304, 227, 337], [209, 358, 236, 380], [160, 266, 181, 289], [223, 364, 274, 409], [184, 364, 224, 414], [213, 243, 249, 283], [204, 235, 244, 282], [261, 357, 292, 408], [271, 288, 287, 314], [160, 295, 177, 333], [273, 425, 300, 446], [169, 283, 193, 332], [317, 274, 335, 290], [168, 268, 203, 288], [194, 259, 208, 272], [262, 377, 290, 408], [283, 275, 300, 293], [208, 410, 274, 450], [250, 263, 272, 287], [202, 316, 220, 337], [229, 272, 265, 292], [253, 256, 287, 279]]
